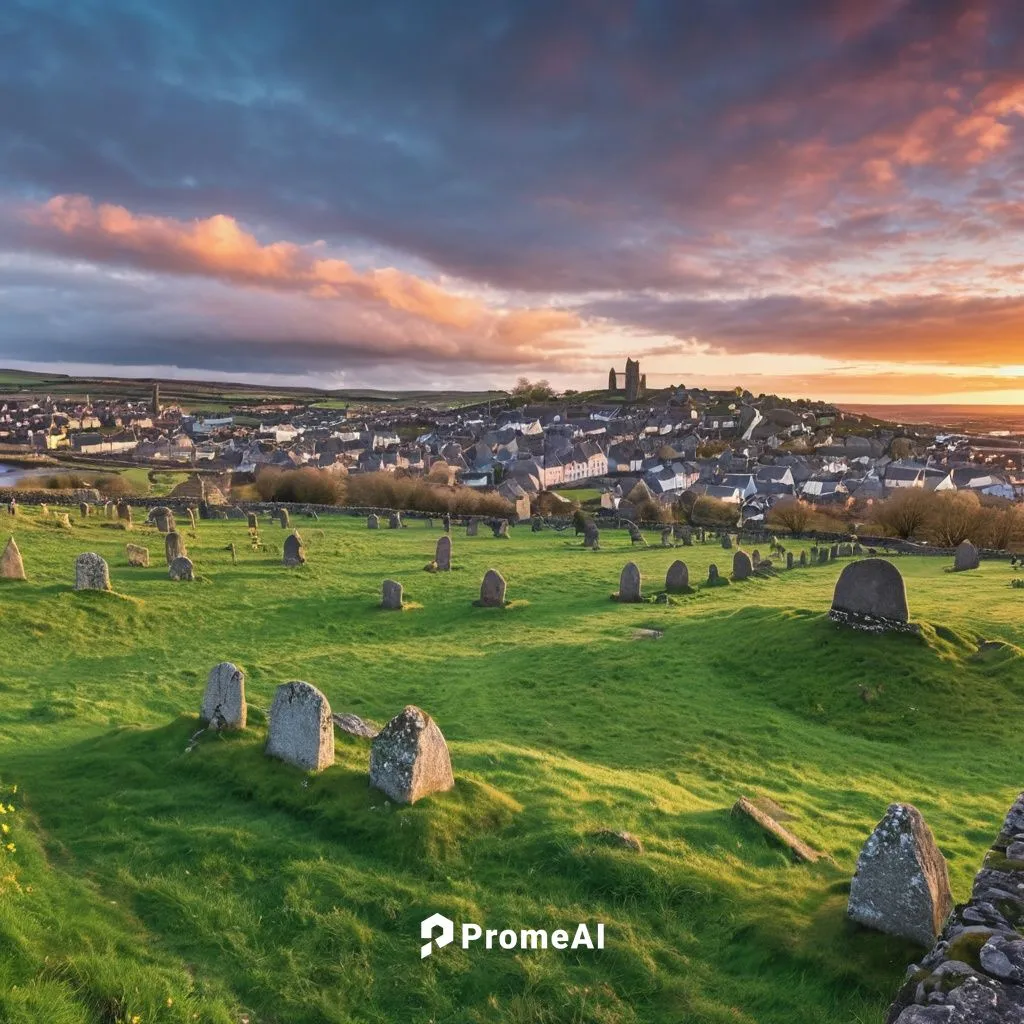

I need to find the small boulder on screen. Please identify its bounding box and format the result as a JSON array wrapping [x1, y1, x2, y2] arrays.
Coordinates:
[[733, 550, 753, 580], [954, 539, 980, 572], [168, 556, 194, 581], [1, 537, 26, 580], [369, 705, 454, 804], [74, 552, 111, 591], [126, 543, 149, 567], [283, 533, 305, 567], [477, 568, 507, 607]]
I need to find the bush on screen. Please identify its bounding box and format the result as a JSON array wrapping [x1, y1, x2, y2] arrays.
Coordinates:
[[93, 475, 133, 497], [767, 498, 811, 533], [634, 498, 672, 523], [344, 472, 513, 518], [255, 468, 346, 505], [690, 495, 740, 528], [870, 489, 933, 539]]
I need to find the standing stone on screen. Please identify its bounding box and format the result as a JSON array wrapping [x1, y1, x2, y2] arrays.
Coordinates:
[[152, 507, 175, 533], [493, 518, 509, 538], [583, 520, 599, 549], [679, 525, 693, 546], [381, 579, 404, 610], [852, 542, 864, 555], [425, 516, 434, 529], [229, 542, 237, 564], [733, 550, 753, 580], [830, 558, 911, 631], [786, 551, 794, 570], [435, 535, 452, 571], [201, 662, 246, 730], [104, 501, 114, 519], [954, 539, 980, 572], [839, 543, 853, 557], [665, 560, 689, 593], [165, 531, 187, 565], [848, 803, 952, 947], [721, 534, 733, 549], [389, 512, 402, 529], [628, 522, 644, 544], [0, 537, 26, 580], [531, 515, 543, 533], [246, 512, 258, 529], [443, 514, 451, 533], [367, 514, 379, 529], [7, 499, 16, 516], [830, 544, 840, 560], [126, 544, 149, 567], [186, 508, 197, 530], [79, 502, 90, 518], [369, 706, 454, 804], [477, 568, 507, 607], [661, 528, 673, 548], [74, 552, 111, 591], [168, 556, 194, 581], [751, 550, 761, 568], [708, 563, 720, 584], [265, 681, 334, 771], [283, 533, 305, 567], [617, 561, 642, 602], [819, 548, 830, 564], [279, 509, 290, 529], [466, 519, 478, 537], [116, 501, 132, 524]]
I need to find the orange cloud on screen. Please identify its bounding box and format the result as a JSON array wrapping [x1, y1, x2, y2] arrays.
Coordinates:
[[20, 194, 578, 349]]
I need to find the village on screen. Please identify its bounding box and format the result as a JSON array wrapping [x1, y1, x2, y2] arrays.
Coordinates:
[[1, 361, 1022, 523]]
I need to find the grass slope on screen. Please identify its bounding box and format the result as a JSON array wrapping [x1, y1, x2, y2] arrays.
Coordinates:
[[0, 512, 1022, 1023]]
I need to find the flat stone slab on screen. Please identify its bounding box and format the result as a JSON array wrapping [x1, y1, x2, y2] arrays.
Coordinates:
[[732, 796, 825, 863], [332, 712, 381, 739]]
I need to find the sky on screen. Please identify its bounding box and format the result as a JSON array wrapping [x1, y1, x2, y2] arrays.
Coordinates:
[[1, 0, 1023, 403]]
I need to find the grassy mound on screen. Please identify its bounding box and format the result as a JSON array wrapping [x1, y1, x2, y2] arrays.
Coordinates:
[[0, 509, 1021, 1022]]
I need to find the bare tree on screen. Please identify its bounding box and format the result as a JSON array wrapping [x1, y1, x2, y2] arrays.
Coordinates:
[[767, 498, 812, 534]]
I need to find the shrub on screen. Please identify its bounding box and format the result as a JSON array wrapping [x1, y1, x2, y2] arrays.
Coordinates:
[[767, 498, 812, 533], [93, 474, 133, 497], [690, 495, 740, 528], [255, 468, 346, 505], [344, 472, 513, 518]]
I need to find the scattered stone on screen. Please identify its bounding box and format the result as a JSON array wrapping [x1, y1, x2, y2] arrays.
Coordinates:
[[168, 556, 195, 581], [283, 533, 306, 567], [477, 568, 507, 607], [633, 628, 663, 639], [367, 514, 379, 530], [265, 681, 334, 771], [1, 537, 26, 580], [848, 803, 952, 947], [732, 795, 825, 863], [830, 558, 913, 632], [201, 662, 246, 730], [589, 829, 644, 853], [381, 579, 404, 610], [229, 542, 237, 564], [616, 561, 642, 602], [954, 539, 981, 572], [733, 550, 753, 580], [332, 712, 380, 738], [74, 552, 111, 591], [126, 543, 149, 567], [665, 560, 689, 592], [369, 705, 454, 804], [435, 535, 452, 571], [165, 531, 187, 565], [751, 795, 797, 822]]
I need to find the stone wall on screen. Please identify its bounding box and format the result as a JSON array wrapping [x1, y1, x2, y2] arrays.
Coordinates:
[[0, 487, 101, 505], [885, 792, 1024, 1023]]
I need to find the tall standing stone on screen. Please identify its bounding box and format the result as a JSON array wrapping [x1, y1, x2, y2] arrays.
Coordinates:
[[443, 514, 451, 533], [721, 534, 733, 550], [201, 662, 246, 730], [7, 499, 16, 517], [435, 535, 452, 571], [466, 519, 478, 537], [283, 533, 306, 567], [0, 537, 26, 580], [954, 539, 980, 571], [493, 519, 509, 538], [583, 520, 599, 549], [265, 681, 334, 771], [247, 512, 259, 529], [751, 550, 761, 567], [848, 803, 952, 947], [800, 550, 808, 566], [477, 568, 507, 607], [152, 507, 175, 533], [733, 550, 753, 580], [117, 501, 133, 524], [665, 560, 689, 592], [79, 502, 90, 518], [381, 579, 404, 610], [389, 512, 402, 529], [829, 558, 911, 631], [617, 561, 642, 602], [708, 563, 720, 584], [104, 501, 114, 519], [369, 706, 454, 804], [75, 552, 111, 591], [786, 551, 794, 570], [367, 514, 379, 529], [279, 509, 290, 529], [165, 531, 187, 565]]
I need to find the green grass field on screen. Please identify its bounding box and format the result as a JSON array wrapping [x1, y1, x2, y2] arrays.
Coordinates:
[[1, 511, 1022, 1023]]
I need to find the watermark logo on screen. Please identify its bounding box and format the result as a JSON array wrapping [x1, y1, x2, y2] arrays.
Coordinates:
[[419, 914, 604, 957]]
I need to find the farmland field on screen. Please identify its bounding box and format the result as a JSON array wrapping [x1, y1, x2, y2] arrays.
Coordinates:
[[1, 510, 1022, 1023]]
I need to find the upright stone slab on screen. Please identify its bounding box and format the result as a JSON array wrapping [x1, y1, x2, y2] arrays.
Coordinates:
[[7, 500, 16, 516], [1, 537, 26, 580], [617, 561, 642, 602], [819, 548, 829, 564], [389, 512, 402, 529], [283, 533, 306, 566], [443, 514, 451, 533], [265, 681, 334, 771], [800, 550, 808, 566], [126, 543, 149, 567], [830, 544, 839, 560], [708, 563, 720, 584], [152, 507, 175, 533], [75, 552, 111, 591], [661, 528, 673, 548], [848, 803, 952, 947], [493, 519, 509, 538], [721, 534, 733, 549], [531, 515, 543, 533], [786, 551, 794, 570], [478, 568, 507, 607], [954, 539, 980, 572], [168, 556, 194, 581], [367, 514, 379, 529], [247, 512, 259, 529], [79, 502, 90, 518], [279, 509, 290, 529], [116, 501, 132, 523], [381, 579, 404, 610], [752, 550, 761, 567], [201, 662, 246, 730], [466, 519, 478, 537], [369, 705, 454, 804], [165, 531, 187, 565], [104, 501, 113, 519], [435, 535, 452, 571], [839, 543, 853, 557], [830, 558, 911, 632], [583, 521, 599, 549], [733, 550, 753, 580], [665, 560, 689, 592], [186, 508, 197, 530]]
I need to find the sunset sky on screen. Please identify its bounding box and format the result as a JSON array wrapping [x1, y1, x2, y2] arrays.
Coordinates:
[[2, 0, 1023, 402]]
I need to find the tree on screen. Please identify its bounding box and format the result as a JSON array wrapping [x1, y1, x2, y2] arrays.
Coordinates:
[[871, 488, 933, 539], [928, 491, 980, 547], [767, 498, 812, 534], [690, 495, 741, 528], [511, 378, 556, 402]]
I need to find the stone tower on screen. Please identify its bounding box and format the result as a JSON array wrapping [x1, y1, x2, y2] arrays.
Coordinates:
[[152, 382, 161, 416], [624, 358, 641, 402], [608, 367, 618, 392]]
